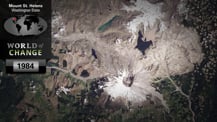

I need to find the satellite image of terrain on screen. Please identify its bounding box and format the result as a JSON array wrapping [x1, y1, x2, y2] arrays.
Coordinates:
[[0, 0, 217, 122]]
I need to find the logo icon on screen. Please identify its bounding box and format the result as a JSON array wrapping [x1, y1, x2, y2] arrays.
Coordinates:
[[4, 15, 47, 36]]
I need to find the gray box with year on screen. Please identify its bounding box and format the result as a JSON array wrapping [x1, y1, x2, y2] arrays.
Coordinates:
[[6, 59, 46, 73]]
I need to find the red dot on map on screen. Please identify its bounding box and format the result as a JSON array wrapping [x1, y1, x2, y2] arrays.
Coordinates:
[[12, 17, 17, 21]]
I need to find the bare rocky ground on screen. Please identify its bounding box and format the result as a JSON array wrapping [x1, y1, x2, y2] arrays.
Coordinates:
[[49, 0, 203, 110]]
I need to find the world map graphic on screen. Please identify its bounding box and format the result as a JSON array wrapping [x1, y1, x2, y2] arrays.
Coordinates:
[[4, 15, 47, 36]]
